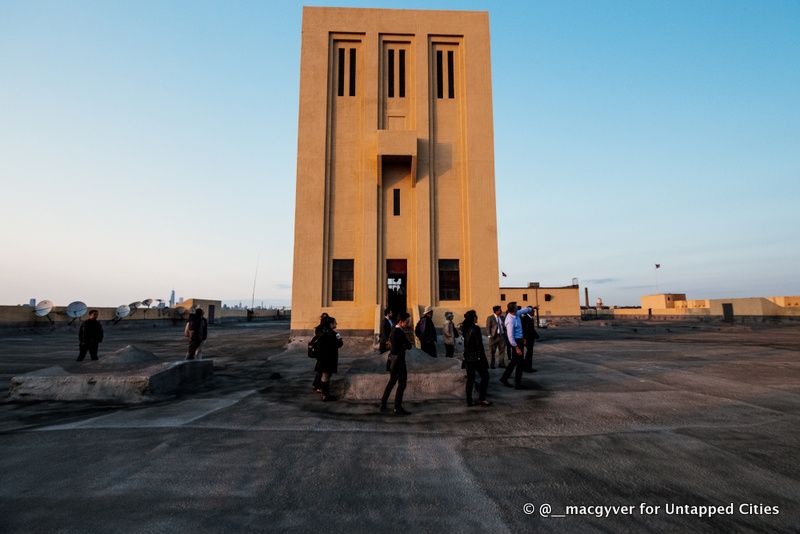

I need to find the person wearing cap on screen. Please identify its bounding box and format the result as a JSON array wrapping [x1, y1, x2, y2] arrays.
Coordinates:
[[414, 305, 438, 358], [442, 311, 459, 358], [461, 309, 492, 407], [501, 301, 533, 388]]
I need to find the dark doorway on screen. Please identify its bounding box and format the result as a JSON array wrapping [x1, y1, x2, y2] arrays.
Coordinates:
[[722, 303, 734, 322], [386, 259, 407, 317], [208, 305, 216, 324]]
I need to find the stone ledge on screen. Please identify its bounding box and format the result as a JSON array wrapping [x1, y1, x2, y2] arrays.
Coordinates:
[[9, 360, 214, 403]]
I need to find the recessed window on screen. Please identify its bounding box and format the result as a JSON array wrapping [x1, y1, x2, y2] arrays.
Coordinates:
[[500, 294, 506, 301], [349, 48, 356, 96], [436, 50, 443, 99], [332, 260, 354, 301], [438, 259, 460, 301], [337, 48, 345, 97], [447, 50, 454, 98], [388, 49, 395, 98], [523, 294, 528, 301], [393, 188, 400, 216], [399, 49, 406, 97]]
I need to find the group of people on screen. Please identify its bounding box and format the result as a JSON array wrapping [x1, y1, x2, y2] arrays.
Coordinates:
[[74, 307, 209, 362], [310, 301, 540, 416]]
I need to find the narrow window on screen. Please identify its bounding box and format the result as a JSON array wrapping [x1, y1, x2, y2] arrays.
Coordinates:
[[447, 50, 454, 98], [388, 49, 395, 98], [436, 50, 443, 99], [393, 188, 400, 216], [501, 294, 506, 301], [438, 259, 460, 301], [523, 294, 528, 301], [399, 49, 406, 98], [337, 48, 345, 97], [349, 48, 356, 96], [332, 260, 354, 301]]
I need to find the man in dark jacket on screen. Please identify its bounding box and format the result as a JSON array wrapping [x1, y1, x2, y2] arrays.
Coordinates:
[[378, 308, 393, 354], [521, 309, 539, 373], [77, 309, 103, 361], [186, 308, 208, 360], [414, 305, 437, 357], [381, 312, 413, 415]]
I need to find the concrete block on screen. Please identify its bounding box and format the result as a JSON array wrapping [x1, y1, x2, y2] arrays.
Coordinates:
[[9, 360, 214, 403]]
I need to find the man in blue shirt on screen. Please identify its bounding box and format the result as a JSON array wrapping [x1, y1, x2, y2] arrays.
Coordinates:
[[501, 301, 533, 389]]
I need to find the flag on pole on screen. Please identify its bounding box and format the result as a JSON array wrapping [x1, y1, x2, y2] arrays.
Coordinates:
[[655, 264, 661, 269]]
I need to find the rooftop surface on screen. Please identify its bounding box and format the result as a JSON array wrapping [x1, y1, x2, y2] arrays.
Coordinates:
[[1, 321, 798, 532]]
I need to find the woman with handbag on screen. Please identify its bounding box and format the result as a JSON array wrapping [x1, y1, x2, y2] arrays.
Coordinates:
[[460, 309, 492, 407]]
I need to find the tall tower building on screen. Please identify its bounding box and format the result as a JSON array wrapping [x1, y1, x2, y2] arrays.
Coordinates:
[[292, 7, 500, 333]]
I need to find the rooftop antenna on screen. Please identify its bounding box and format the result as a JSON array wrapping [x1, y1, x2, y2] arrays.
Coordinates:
[[66, 301, 88, 325], [251, 253, 260, 310], [113, 304, 131, 325], [33, 299, 54, 323]]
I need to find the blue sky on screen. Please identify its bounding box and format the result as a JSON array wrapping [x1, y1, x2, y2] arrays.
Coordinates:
[[1, 0, 798, 307]]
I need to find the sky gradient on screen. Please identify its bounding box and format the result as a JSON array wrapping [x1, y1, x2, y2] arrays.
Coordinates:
[[1, 0, 798, 307]]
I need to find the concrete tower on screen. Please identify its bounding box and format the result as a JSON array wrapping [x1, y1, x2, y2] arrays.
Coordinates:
[[291, 7, 500, 334]]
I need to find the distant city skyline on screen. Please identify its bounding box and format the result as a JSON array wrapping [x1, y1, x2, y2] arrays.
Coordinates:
[[1, 0, 798, 307]]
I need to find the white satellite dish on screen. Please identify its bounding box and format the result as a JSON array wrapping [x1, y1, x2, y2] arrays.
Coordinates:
[[113, 304, 131, 324], [142, 299, 153, 308], [66, 301, 88, 324], [34, 300, 54, 317]]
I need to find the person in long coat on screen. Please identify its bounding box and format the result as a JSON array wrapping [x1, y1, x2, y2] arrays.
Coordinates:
[[315, 316, 342, 401], [461, 309, 492, 407], [381, 311, 413, 415]]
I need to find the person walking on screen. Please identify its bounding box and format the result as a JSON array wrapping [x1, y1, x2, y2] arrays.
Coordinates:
[[314, 316, 343, 402], [378, 308, 393, 354], [311, 313, 329, 393], [415, 305, 437, 357], [501, 302, 533, 389], [485, 305, 507, 369], [381, 311, 412, 415], [185, 308, 208, 360], [461, 310, 492, 407], [522, 309, 539, 373], [443, 311, 459, 358], [76, 309, 103, 361]]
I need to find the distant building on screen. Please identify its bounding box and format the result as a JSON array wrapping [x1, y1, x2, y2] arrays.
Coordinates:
[[499, 283, 581, 317], [612, 293, 800, 320]]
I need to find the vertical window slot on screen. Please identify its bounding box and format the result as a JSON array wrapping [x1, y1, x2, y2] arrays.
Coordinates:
[[447, 50, 454, 98], [436, 50, 443, 99], [388, 49, 395, 98], [399, 49, 406, 98], [337, 48, 345, 97], [393, 188, 400, 216], [349, 48, 356, 96]]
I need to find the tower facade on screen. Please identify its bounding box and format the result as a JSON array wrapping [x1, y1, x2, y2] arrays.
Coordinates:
[[291, 7, 500, 333]]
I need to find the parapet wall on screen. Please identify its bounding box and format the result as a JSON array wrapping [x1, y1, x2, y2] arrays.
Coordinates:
[[0, 305, 290, 331]]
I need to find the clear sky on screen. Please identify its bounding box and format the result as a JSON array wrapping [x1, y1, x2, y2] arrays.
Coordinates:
[[1, 0, 798, 307]]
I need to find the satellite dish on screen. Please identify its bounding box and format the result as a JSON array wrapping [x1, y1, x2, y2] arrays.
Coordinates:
[[34, 300, 54, 317], [113, 304, 131, 324], [142, 299, 153, 308], [129, 301, 142, 309], [66, 301, 88, 323]]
